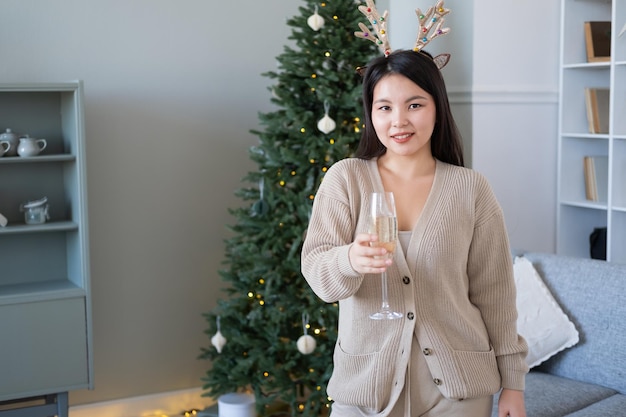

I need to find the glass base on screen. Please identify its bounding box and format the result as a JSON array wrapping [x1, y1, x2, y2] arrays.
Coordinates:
[[369, 310, 403, 320]]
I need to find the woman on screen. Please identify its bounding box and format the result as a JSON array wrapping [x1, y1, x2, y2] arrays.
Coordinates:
[[301, 50, 528, 417]]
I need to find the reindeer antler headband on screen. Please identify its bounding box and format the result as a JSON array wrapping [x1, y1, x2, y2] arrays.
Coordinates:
[[354, 0, 451, 71]]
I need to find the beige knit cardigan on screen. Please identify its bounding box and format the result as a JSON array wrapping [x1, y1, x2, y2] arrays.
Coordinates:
[[301, 158, 528, 414]]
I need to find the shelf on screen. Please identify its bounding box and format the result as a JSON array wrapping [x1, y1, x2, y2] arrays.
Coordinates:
[[563, 62, 610, 70], [0, 221, 78, 235], [560, 200, 608, 210], [0, 154, 76, 164], [561, 133, 609, 140], [0, 280, 85, 306]]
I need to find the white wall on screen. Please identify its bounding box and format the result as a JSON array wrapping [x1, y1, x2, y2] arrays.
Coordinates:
[[471, 0, 560, 252], [0, 0, 561, 408], [0, 0, 300, 405]]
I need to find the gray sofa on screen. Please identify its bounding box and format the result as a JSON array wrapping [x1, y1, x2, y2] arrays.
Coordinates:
[[492, 252, 626, 416]]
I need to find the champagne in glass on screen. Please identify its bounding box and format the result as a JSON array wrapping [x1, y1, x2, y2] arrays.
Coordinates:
[[369, 192, 403, 320]]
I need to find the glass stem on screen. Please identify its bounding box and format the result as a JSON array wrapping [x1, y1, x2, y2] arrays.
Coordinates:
[[380, 270, 391, 312]]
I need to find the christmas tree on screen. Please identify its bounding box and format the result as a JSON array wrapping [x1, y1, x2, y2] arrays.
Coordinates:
[[200, 1, 377, 416]]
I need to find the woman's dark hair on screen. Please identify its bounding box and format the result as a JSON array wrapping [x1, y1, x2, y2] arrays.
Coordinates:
[[354, 50, 464, 167]]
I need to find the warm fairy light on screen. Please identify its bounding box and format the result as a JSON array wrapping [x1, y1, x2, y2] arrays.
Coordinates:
[[354, 126, 361, 133], [324, 155, 330, 162], [279, 222, 284, 227], [279, 180, 286, 186], [329, 138, 335, 144], [248, 292, 254, 298], [298, 404, 305, 411], [263, 371, 270, 377], [333, 15, 338, 20], [259, 278, 265, 284], [309, 368, 314, 373], [291, 170, 296, 176], [183, 410, 199, 417], [309, 159, 315, 164], [322, 167, 328, 172], [314, 328, 321, 334], [259, 300, 265, 306], [321, 2, 326, 6], [300, 127, 306, 133], [316, 386, 322, 391], [325, 51, 331, 57], [309, 195, 314, 200], [310, 87, 316, 92], [311, 73, 317, 78], [256, 294, 262, 299]]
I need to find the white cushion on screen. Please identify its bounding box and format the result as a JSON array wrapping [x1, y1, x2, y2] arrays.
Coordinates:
[[514, 256, 579, 368]]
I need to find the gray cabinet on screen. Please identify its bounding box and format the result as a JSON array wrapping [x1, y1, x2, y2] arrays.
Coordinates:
[[0, 82, 92, 414]]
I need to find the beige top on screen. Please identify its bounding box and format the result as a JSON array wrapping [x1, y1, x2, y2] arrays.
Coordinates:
[[301, 158, 528, 415]]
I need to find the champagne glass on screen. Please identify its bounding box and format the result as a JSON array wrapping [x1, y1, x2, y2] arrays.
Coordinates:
[[368, 192, 403, 320]]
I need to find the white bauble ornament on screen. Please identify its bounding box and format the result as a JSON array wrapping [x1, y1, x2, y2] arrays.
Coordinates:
[[317, 114, 336, 134], [307, 10, 325, 31], [211, 330, 227, 353], [297, 334, 316, 355]]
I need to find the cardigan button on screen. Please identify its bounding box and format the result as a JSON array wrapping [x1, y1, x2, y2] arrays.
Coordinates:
[[423, 348, 432, 356], [407, 312, 415, 320], [433, 378, 442, 386], [402, 276, 410, 284]]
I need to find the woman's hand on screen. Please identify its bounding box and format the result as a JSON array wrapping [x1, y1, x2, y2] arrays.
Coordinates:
[[348, 233, 392, 274], [498, 388, 526, 417]]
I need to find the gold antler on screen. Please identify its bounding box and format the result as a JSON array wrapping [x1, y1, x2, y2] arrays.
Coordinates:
[[354, 0, 391, 57], [354, 1, 452, 70], [414, 0, 450, 52]]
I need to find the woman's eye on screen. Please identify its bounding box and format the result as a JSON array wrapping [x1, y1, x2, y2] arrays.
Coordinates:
[[409, 103, 421, 109], [378, 105, 391, 111]]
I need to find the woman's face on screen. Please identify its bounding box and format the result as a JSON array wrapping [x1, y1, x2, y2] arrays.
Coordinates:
[[371, 73, 436, 159]]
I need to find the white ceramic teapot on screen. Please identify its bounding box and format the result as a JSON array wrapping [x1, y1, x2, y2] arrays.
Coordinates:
[[17, 135, 47, 157]]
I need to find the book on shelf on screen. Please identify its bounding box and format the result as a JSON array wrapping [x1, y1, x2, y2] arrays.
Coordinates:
[[584, 21, 611, 62], [583, 155, 608, 202], [584, 88, 610, 134]]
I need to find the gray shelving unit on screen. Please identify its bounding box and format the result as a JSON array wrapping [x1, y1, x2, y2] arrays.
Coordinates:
[[557, 0, 626, 263], [0, 82, 92, 416]]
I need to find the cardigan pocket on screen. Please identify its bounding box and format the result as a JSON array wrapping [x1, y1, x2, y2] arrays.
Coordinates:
[[327, 339, 389, 411], [453, 347, 501, 399]]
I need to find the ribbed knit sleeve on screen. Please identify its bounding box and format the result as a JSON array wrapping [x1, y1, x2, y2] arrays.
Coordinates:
[[301, 159, 370, 302], [466, 173, 529, 390]]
